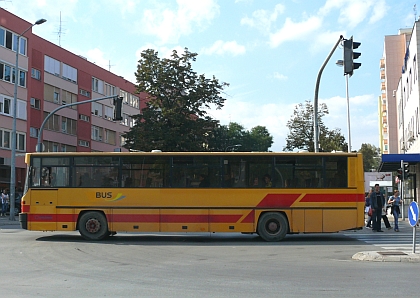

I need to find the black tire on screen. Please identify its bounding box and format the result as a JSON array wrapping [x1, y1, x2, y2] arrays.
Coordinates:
[[78, 211, 109, 241], [257, 212, 288, 242]]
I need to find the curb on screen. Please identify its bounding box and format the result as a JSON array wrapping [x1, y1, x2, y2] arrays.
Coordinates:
[[352, 251, 420, 262]]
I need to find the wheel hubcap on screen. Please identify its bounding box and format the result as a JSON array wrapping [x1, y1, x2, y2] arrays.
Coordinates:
[[86, 218, 101, 233], [267, 221, 279, 234]]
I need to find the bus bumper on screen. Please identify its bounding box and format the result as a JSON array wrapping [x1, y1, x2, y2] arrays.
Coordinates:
[[19, 213, 28, 230]]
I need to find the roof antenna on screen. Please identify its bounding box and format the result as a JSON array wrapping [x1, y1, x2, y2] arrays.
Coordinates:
[[415, 4, 418, 21]]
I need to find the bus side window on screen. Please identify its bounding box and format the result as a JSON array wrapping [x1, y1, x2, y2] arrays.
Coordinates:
[[41, 167, 51, 187]]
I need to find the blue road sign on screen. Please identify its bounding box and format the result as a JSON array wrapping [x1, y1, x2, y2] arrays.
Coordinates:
[[408, 201, 419, 227]]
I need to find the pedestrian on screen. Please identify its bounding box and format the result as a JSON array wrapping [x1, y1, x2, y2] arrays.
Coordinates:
[[381, 202, 392, 230], [369, 183, 385, 232], [388, 190, 401, 232], [365, 190, 372, 228], [1, 188, 10, 217]]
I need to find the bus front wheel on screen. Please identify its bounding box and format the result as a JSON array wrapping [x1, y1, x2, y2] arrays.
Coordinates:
[[257, 212, 288, 242], [78, 211, 109, 241]]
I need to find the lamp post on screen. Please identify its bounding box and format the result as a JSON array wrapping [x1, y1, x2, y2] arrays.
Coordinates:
[[336, 59, 351, 152], [9, 18, 46, 220]]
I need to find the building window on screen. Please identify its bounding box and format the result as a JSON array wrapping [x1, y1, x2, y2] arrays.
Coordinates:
[[105, 83, 116, 96], [91, 125, 102, 141], [61, 144, 76, 152], [19, 70, 26, 87], [62, 63, 77, 83], [0, 96, 11, 115], [79, 114, 90, 122], [44, 140, 60, 152], [0, 129, 10, 148], [92, 77, 104, 93], [0, 27, 26, 55], [44, 84, 61, 104], [30, 127, 39, 138], [104, 105, 113, 120], [30, 98, 41, 109], [43, 112, 60, 132], [80, 89, 91, 97], [91, 102, 103, 117], [78, 140, 90, 147], [62, 90, 77, 109], [61, 117, 77, 135], [31, 68, 41, 80], [4, 64, 11, 82], [44, 55, 60, 76], [105, 129, 116, 145]]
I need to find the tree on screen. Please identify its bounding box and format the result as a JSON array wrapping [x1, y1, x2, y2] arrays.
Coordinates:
[[123, 48, 229, 151], [284, 100, 347, 152], [207, 122, 273, 151], [358, 143, 380, 172]]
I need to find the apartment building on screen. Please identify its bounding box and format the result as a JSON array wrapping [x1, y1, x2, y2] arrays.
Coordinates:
[[0, 9, 146, 189], [379, 28, 411, 154]]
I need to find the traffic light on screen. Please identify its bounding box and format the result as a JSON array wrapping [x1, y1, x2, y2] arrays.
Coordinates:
[[343, 36, 361, 77], [113, 96, 123, 121], [403, 163, 410, 180], [396, 168, 403, 181]]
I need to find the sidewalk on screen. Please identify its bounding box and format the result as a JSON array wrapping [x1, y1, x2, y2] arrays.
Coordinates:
[[352, 217, 420, 262], [0, 215, 21, 227]]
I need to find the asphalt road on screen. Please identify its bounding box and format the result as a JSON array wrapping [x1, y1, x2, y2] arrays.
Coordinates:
[[1, 225, 419, 298]]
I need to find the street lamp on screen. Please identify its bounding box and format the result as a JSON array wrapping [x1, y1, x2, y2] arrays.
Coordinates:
[[9, 18, 46, 220], [336, 59, 351, 153], [225, 144, 242, 152]]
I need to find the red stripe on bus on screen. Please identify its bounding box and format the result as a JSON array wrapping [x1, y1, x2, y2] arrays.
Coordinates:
[[257, 194, 300, 208], [300, 193, 364, 203], [241, 210, 255, 223], [209, 214, 242, 223], [111, 214, 159, 222]]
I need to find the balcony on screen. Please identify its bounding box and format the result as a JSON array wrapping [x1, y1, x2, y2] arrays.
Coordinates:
[[379, 58, 385, 69]]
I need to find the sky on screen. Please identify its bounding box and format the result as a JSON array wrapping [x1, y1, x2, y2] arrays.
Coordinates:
[[1, 0, 416, 152]]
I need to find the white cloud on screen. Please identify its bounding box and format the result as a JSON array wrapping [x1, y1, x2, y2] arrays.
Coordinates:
[[201, 40, 246, 56], [272, 72, 288, 80], [85, 48, 109, 70], [319, 0, 387, 28], [141, 0, 220, 44], [240, 4, 285, 33], [269, 16, 322, 47], [135, 44, 187, 60]]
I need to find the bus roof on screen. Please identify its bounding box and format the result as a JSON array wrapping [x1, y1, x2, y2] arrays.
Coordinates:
[[25, 151, 361, 157]]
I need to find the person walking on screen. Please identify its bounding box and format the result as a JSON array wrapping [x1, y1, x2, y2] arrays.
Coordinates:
[[1, 188, 9, 217], [369, 184, 385, 232], [365, 190, 372, 228], [388, 190, 402, 232]]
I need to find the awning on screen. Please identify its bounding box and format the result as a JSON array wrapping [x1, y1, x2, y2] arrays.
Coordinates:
[[378, 153, 420, 172]]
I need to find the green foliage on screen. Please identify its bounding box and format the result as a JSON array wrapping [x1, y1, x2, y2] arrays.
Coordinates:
[[283, 100, 347, 152], [207, 122, 273, 151], [123, 48, 229, 152], [358, 143, 381, 172]]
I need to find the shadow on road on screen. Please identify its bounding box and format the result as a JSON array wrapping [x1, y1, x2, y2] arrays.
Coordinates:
[[35, 232, 359, 246]]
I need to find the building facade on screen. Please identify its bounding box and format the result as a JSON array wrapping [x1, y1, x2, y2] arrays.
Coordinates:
[[379, 29, 411, 154], [0, 9, 146, 190]]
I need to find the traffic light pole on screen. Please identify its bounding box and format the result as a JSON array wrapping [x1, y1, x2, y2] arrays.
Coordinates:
[[400, 159, 405, 220], [345, 74, 351, 152], [36, 95, 121, 152], [314, 35, 343, 152]]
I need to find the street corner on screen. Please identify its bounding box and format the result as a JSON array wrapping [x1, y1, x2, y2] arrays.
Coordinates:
[[352, 251, 420, 262]]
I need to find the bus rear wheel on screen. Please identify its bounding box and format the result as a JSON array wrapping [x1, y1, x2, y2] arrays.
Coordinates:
[[79, 211, 109, 241], [257, 212, 288, 242]]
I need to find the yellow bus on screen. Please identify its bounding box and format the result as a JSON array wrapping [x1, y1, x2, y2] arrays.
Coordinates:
[[19, 151, 365, 241]]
